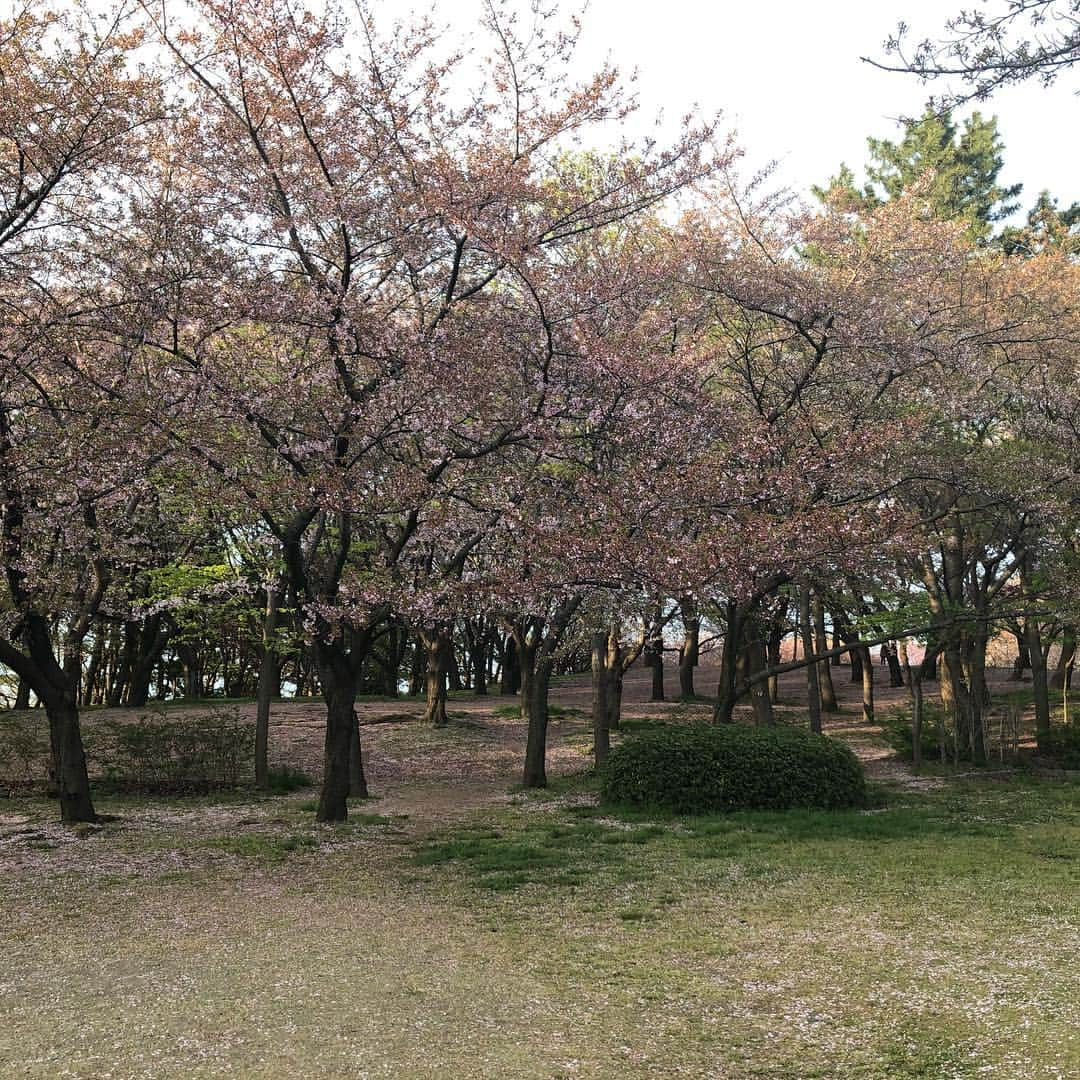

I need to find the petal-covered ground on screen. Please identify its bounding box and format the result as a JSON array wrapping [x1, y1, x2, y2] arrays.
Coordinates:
[[1, 664, 1077, 1079]]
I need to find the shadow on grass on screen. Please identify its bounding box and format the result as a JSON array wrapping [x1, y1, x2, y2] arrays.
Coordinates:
[[411, 775, 1078, 893]]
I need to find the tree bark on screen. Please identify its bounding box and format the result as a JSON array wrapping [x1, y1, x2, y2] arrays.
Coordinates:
[[1050, 628, 1075, 691], [799, 586, 822, 734], [314, 641, 364, 822], [813, 594, 839, 712], [591, 630, 610, 769], [422, 626, 450, 727], [713, 601, 743, 724], [678, 597, 699, 699], [745, 631, 774, 726], [254, 579, 283, 790], [1024, 617, 1051, 741]]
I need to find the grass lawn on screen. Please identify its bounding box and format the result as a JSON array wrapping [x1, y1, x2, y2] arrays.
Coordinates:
[[1, 763, 1077, 1079]]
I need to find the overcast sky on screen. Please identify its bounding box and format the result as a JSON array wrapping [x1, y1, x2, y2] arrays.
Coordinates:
[[429, 0, 1078, 214]]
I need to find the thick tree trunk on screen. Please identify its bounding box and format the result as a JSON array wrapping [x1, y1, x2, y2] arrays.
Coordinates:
[[177, 643, 203, 701], [14, 677, 31, 710], [315, 643, 363, 822], [44, 692, 97, 823], [745, 633, 774, 726], [883, 642, 904, 688], [920, 649, 938, 681], [521, 641, 551, 788], [678, 598, 699, 700], [422, 628, 450, 727], [939, 642, 972, 763], [849, 642, 863, 683], [500, 635, 521, 695], [713, 602, 743, 724]]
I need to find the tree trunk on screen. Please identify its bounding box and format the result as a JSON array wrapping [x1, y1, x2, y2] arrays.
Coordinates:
[[500, 634, 521, 695], [407, 633, 425, 696], [521, 640, 550, 788], [254, 581, 283, 791], [1024, 618, 1051, 741], [678, 598, 699, 699], [600, 626, 629, 733], [939, 642, 972, 763], [900, 646, 924, 773], [1050, 628, 1075, 691], [813, 595, 839, 712], [849, 642, 863, 683], [44, 691, 97, 823], [746, 632, 774, 726], [767, 614, 783, 704], [883, 642, 904, 687], [14, 677, 31, 710], [314, 643, 363, 822], [349, 709, 368, 799], [422, 627, 450, 727], [591, 630, 610, 769], [859, 644, 875, 724], [713, 601, 743, 724], [799, 586, 822, 734]]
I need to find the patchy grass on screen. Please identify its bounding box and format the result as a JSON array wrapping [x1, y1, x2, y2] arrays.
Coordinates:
[[1, 749, 1077, 1078]]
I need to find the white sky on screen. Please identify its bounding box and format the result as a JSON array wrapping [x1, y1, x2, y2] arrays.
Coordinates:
[[427, 0, 1078, 213]]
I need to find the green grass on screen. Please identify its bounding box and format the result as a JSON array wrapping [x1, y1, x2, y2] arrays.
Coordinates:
[[1, 765, 1077, 1078]]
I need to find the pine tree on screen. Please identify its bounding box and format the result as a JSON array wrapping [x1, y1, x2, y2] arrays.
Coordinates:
[[815, 108, 1022, 242]]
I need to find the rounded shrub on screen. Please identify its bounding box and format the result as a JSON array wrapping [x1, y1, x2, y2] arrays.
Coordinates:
[[599, 722, 866, 813]]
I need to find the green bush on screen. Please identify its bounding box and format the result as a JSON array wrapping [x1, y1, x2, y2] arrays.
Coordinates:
[[266, 765, 314, 793], [1037, 724, 1080, 769], [0, 711, 50, 790], [599, 722, 866, 813], [95, 706, 255, 794]]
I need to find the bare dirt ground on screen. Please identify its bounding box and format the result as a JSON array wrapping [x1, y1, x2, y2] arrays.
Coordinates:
[[45, 659, 1030, 827]]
